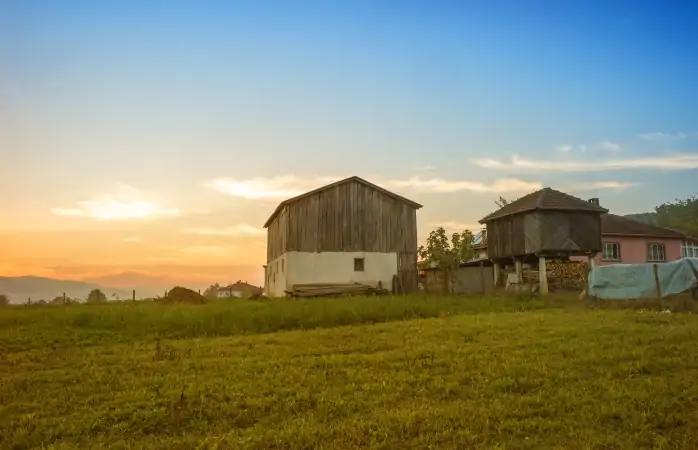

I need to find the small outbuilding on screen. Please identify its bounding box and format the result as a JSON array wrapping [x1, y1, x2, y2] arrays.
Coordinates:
[[479, 187, 608, 294], [263, 176, 422, 297]]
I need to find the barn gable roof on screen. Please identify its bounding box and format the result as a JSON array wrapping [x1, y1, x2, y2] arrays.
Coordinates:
[[263, 176, 422, 228], [479, 187, 608, 223], [601, 214, 687, 238]]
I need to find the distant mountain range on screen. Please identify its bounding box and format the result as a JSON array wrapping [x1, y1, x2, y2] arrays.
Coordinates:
[[0, 276, 164, 304]]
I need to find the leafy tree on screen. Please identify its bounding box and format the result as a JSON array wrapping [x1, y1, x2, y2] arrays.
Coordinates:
[[418, 227, 475, 292], [0, 294, 9, 306], [654, 195, 698, 238], [203, 283, 221, 299], [86, 289, 107, 303], [494, 196, 510, 208]]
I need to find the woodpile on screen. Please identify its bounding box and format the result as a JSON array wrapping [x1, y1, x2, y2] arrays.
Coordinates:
[[546, 261, 588, 290], [286, 283, 390, 298]]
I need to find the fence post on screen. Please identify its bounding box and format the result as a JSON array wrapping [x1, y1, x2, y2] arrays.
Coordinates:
[[652, 263, 664, 309], [480, 261, 486, 295], [63, 292, 66, 305], [132, 290, 136, 302]]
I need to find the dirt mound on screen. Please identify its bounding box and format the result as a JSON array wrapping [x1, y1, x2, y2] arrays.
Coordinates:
[[158, 286, 207, 304]]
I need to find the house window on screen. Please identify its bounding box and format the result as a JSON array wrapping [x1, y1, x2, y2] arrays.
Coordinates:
[[682, 241, 698, 258], [647, 243, 666, 262], [602, 242, 621, 261], [354, 257, 365, 272]]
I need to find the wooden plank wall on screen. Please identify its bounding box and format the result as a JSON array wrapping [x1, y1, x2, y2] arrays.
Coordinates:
[[487, 211, 603, 259], [486, 215, 526, 259], [266, 206, 288, 262], [265, 180, 419, 291], [284, 180, 417, 254]]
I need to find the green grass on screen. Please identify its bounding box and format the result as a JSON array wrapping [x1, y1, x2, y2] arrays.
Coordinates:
[[0, 294, 568, 351], [2, 295, 698, 449]]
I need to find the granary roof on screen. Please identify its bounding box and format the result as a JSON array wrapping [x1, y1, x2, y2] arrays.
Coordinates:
[[263, 176, 422, 228], [601, 214, 687, 239], [478, 187, 608, 223]]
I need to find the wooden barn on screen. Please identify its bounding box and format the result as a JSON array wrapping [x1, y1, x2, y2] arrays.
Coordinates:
[[263, 176, 422, 297], [479, 187, 608, 293]]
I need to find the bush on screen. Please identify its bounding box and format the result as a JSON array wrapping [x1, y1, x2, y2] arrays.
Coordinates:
[[156, 286, 207, 305]]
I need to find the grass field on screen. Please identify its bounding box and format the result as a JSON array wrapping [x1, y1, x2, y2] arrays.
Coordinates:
[[2, 294, 698, 449]]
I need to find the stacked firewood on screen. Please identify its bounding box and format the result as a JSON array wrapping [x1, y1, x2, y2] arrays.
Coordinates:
[[546, 261, 588, 290]]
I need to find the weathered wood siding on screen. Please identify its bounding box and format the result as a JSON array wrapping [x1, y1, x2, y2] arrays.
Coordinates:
[[486, 214, 526, 259], [266, 206, 289, 262], [487, 211, 602, 259], [265, 180, 419, 291]]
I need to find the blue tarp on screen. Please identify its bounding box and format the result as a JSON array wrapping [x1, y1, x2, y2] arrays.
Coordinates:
[[588, 258, 698, 300]]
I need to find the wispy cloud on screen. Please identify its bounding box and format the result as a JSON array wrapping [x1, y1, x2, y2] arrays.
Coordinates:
[[185, 224, 265, 237], [205, 175, 542, 198], [383, 177, 542, 193], [567, 181, 638, 191], [124, 237, 142, 243], [555, 144, 589, 153], [413, 164, 436, 172], [598, 140, 622, 152], [204, 176, 341, 200], [638, 132, 688, 142], [51, 185, 179, 220], [474, 153, 698, 172], [428, 221, 482, 232]]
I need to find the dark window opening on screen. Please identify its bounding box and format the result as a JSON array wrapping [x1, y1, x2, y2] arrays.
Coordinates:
[[354, 258, 365, 272]]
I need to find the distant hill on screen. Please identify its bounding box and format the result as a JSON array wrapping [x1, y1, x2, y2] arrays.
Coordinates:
[[0, 276, 131, 304], [624, 212, 658, 224]]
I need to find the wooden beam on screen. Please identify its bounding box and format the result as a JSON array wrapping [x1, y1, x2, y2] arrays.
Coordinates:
[[539, 255, 549, 295]]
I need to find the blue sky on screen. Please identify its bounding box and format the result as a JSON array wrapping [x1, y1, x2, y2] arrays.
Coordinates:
[[1, 0, 697, 284]]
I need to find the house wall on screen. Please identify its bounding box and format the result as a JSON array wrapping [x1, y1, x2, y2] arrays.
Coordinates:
[[571, 236, 683, 265], [265, 251, 398, 297], [265, 254, 289, 297], [265, 179, 419, 293], [289, 251, 397, 290]]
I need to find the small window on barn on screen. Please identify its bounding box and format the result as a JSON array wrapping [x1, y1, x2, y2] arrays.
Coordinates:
[[354, 257, 365, 272], [281, 258, 284, 273]]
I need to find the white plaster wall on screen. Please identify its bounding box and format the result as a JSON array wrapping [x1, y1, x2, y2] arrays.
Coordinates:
[[266, 254, 288, 297], [286, 251, 398, 291]]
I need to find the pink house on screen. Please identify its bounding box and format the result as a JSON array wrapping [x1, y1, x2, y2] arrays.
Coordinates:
[[592, 214, 694, 265], [474, 207, 698, 265]]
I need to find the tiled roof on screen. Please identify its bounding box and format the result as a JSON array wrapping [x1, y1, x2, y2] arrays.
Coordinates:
[[479, 187, 608, 223], [263, 176, 422, 228], [601, 214, 687, 238]]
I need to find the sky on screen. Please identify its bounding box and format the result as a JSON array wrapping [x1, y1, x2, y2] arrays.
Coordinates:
[[1, 0, 698, 288]]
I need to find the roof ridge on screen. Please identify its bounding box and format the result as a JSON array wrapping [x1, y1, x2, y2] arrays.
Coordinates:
[[263, 176, 422, 228]]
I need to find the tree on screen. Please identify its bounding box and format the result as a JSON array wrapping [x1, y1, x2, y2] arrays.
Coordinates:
[[203, 283, 221, 299], [86, 289, 107, 303], [418, 227, 475, 292], [0, 294, 9, 306], [418, 227, 476, 269], [654, 195, 698, 238], [494, 196, 510, 208]]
